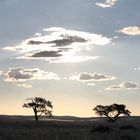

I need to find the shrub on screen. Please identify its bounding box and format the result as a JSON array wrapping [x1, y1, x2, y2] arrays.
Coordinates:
[[121, 135, 136, 140], [120, 125, 137, 130], [91, 125, 110, 133]]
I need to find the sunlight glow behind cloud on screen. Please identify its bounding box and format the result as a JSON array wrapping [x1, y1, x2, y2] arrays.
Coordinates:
[[96, 0, 117, 8], [118, 26, 140, 35], [3, 27, 111, 63], [134, 67, 140, 71]]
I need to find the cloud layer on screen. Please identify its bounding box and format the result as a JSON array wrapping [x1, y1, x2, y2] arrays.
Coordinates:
[[106, 81, 139, 90], [96, 0, 117, 8], [4, 27, 111, 63], [0, 67, 60, 88], [70, 72, 116, 82], [118, 26, 140, 35]]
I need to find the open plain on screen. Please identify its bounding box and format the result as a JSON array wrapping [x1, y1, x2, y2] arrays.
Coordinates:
[[0, 115, 139, 140]]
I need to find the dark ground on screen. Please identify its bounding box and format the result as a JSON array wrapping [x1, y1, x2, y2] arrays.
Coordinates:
[[0, 115, 139, 140]]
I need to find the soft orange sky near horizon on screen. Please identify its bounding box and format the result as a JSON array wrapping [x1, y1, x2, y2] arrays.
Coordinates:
[[0, 0, 140, 118]]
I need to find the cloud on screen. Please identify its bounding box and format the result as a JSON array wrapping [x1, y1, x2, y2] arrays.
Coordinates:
[[14, 83, 32, 88], [43, 27, 65, 32], [6, 68, 34, 82], [106, 81, 139, 90], [5, 67, 60, 82], [3, 27, 111, 63], [28, 35, 87, 47], [70, 72, 116, 82], [117, 26, 140, 35], [0, 71, 3, 75], [134, 67, 140, 71], [47, 35, 87, 47], [31, 51, 63, 58], [87, 83, 96, 86], [34, 33, 42, 37], [0, 67, 60, 88], [49, 56, 98, 63], [96, 0, 117, 8]]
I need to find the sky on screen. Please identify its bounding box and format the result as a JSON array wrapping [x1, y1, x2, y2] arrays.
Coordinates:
[[0, 0, 140, 117]]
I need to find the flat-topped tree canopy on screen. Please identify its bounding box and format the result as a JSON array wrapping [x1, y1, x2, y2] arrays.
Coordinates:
[[23, 97, 53, 121], [93, 103, 131, 122]]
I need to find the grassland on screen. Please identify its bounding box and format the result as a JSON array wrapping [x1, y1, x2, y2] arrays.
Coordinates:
[[0, 115, 139, 140]]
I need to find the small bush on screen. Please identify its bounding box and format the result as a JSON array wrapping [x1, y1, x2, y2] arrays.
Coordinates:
[[91, 125, 110, 133], [121, 135, 136, 140], [120, 125, 137, 130]]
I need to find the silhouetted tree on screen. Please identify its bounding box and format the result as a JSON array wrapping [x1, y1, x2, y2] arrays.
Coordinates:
[[23, 97, 53, 121], [93, 103, 131, 122]]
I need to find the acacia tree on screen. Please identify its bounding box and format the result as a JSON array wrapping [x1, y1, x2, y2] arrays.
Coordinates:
[[93, 103, 131, 122], [23, 97, 53, 121]]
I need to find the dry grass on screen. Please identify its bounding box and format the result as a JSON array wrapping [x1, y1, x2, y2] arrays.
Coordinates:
[[0, 115, 139, 140]]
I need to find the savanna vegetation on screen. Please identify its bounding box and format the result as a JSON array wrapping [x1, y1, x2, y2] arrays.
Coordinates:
[[93, 103, 131, 122], [0, 115, 139, 140], [0, 97, 138, 140], [23, 97, 53, 121]]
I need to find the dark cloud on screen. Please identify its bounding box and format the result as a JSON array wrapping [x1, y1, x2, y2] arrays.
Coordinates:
[[0, 67, 60, 88], [47, 35, 87, 47], [106, 81, 139, 90], [79, 73, 92, 80], [79, 72, 115, 81], [31, 50, 62, 58], [70, 72, 116, 81], [8, 68, 33, 80], [28, 40, 46, 45], [27, 34, 87, 47]]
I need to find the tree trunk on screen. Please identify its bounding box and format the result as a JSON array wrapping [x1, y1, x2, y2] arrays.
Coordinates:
[[33, 108, 38, 121], [106, 114, 115, 122], [114, 113, 120, 122]]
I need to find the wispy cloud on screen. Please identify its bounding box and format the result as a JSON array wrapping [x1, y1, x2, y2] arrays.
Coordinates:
[[106, 81, 139, 90], [134, 67, 140, 71], [0, 71, 3, 75], [14, 83, 32, 88], [4, 27, 111, 63], [70, 72, 116, 82], [117, 26, 140, 35], [0, 67, 60, 88], [31, 50, 63, 58], [87, 83, 96, 86], [96, 0, 117, 8]]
